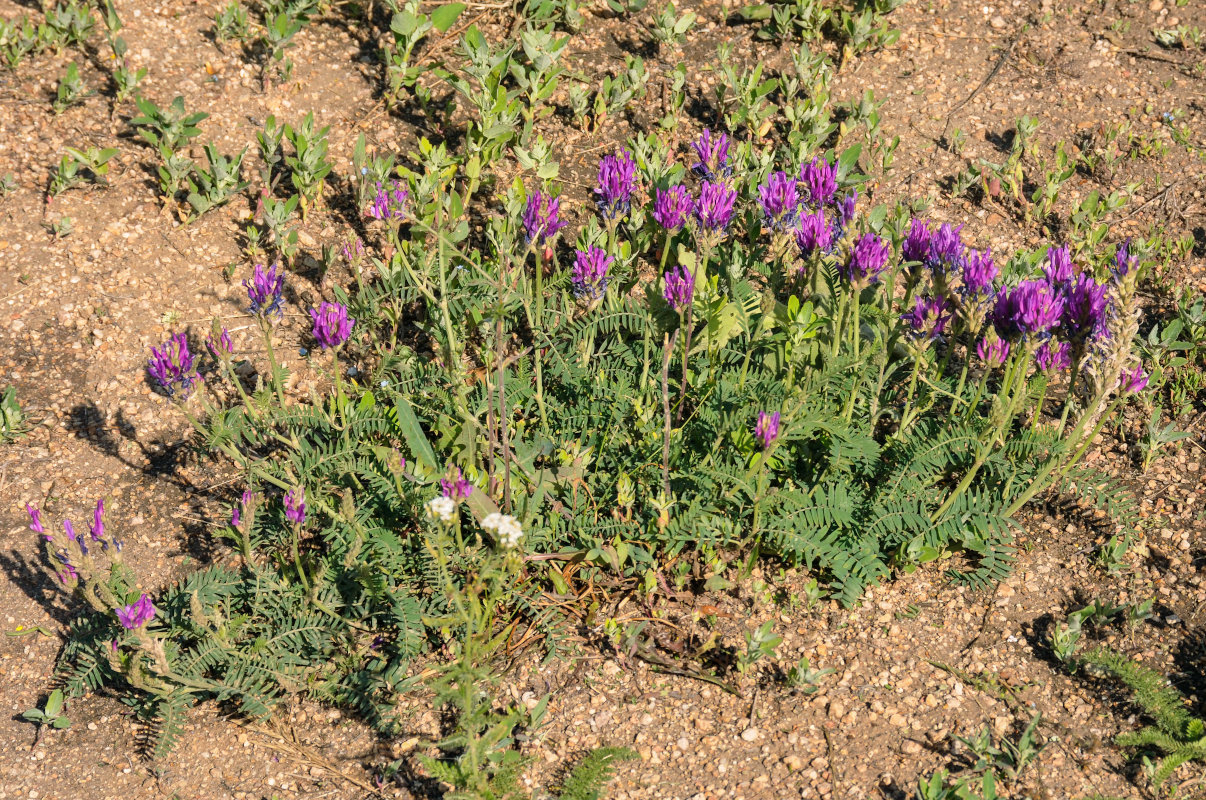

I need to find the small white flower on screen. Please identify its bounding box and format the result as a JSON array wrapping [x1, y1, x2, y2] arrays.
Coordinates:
[[426, 496, 456, 523], [481, 512, 523, 549]]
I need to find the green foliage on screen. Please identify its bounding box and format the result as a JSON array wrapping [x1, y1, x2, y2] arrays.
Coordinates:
[[186, 143, 250, 220], [1079, 646, 1206, 790], [22, 689, 71, 730], [130, 95, 209, 152], [283, 111, 331, 218], [53, 62, 88, 113], [51, 146, 118, 195], [556, 748, 638, 800], [0, 386, 26, 441], [109, 36, 147, 103]]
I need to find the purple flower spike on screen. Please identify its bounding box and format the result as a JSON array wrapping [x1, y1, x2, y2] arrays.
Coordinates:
[[1044, 245, 1074, 286], [758, 171, 799, 231], [1122, 364, 1148, 393], [284, 489, 306, 526], [522, 190, 569, 246], [594, 149, 638, 221], [90, 499, 105, 543], [439, 467, 474, 501], [927, 223, 966, 274], [1061, 272, 1111, 345], [116, 594, 156, 630], [366, 181, 409, 221], [799, 157, 838, 208], [841, 233, 890, 287], [652, 186, 694, 232], [571, 246, 613, 301], [834, 190, 858, 236], [233, 490, 253, 528], [962, 248, 998, 298], [310, 302, 355, 349], [148, 332, 200, 398], [694, 181, 737, 232], [992, 280, 1066, 339], [663, 265, 695, 312], [27, 504, 47, 540], [1113, 239, 1138, 280], [245, 263, 285, 319], [1035, 339, 1072, 372], [976, 335, 1011, 367], [754, 411, 781, 449], [905, 295, 954, 341], [795, 210, 833, 257], [207, 328, 234, 358], [691, 130, 731, 181], [901, 219, 933, 265]]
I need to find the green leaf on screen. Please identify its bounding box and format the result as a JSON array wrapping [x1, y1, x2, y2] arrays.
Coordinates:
[[430, 3, 466, 33], [51, 716, 71, 729], [393, 400, 438, 473], [44, 689, 64, 717]]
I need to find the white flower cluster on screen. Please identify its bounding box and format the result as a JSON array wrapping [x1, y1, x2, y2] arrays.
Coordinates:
[[481, 512, 523, 549], [425, 496, 456, 523]]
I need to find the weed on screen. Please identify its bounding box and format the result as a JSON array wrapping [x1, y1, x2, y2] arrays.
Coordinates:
[[130, 95, 209, 152]]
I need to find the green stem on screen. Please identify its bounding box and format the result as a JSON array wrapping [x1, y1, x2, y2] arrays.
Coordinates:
[[898, 355, 924, 433], [1056, 355, 1082, 437]]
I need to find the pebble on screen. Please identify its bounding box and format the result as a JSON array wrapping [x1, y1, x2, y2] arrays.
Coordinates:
[[740, 727, 759, 742]]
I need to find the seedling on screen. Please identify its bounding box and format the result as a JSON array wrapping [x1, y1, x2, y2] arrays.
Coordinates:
[[1, 386, 28, 441], [737, 620, 782, 673], [22, 689, 72, 745], [53, 63, 88, 113], [130, 95, 208, 152]]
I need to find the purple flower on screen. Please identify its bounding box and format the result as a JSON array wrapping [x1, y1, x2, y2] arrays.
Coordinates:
[[1113, 239, 1137, 280], [795, 210, 833, 257], [439, 467, 474, 501], [64, 519, 77, 542], [310, 302, 355, 349], [799, 157, 837, 207], [366, 181, 409, 221], [571, 246, 613, 301], [206, 328, 234, 358], [245, 263, 285, 318], [27, 504, 47, 540], [694, 181, 737, 232], [148, 332, 200, 398], [905, 295, 954, 341], [341, 236, 365, 265], [663, 265, 695, 312], [754, 411, 780, 449], [927, 223, 965, 274], [594, 149, 637, 220], [59, 564, 78, 585], [992, 280, 1066, 339], [1044, 245, 1074, 286], [901, 219, 933, 265], [834, 190, 857, 236], [652, 186, 694, 231], [1035, 339, 1072, 372], [758, 171, 799, 230], [1121, 364, 1148, 393], [232, 490, 253, 528], [1061, 272, 1111, 345], [90, 499, 104, 543], [961, 248, 998, 298], [284, 489, 306, 526], [976, 335, 1011, 367], [522, 190, 569, 246], [691, 130, 731, 181], [116, 594, 156, 630], [841, 233, 890, 287]]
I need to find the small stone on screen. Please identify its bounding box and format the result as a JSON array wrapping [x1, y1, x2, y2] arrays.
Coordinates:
[[990, 15, 1006, 29], [783, 754, 804, 771], [902, 740, 922, 755], [741, 727, 759, 742], [1149, 0, 1164, 10], [889, 713, 907, 727]]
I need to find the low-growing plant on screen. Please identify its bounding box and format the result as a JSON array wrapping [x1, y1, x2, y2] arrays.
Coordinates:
[[738, 620, 782, 673], [130, 95, 209, 152], [44, 0, 95, 51], [53, 62, 88, 113], [954, 714, 1045, 783], [1, 386, 28, 441], [213, 1, 251, 46], [22, 688, 71, 737], [185, 143, 249, 220], [651, 2, 696, 48], [283, 111, 331, 218], [1136, 403, 1190, 471], [109, 36, 147, 103], [785, 655, 832, 691], [1077, 647, 1206, 791], [155, 144, 194, 204]]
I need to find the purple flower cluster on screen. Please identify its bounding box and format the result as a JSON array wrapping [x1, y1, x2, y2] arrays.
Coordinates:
[[905, 295, 954, 342], [116, 594, 156, 630], [366, 181, 408, 221], [572, 246, 613, 301], [992, 280, 1065, 339], [27, 504, 48, 540], [207, 327, 234, 359], [695, 181, 737, 232], [1059, 272, 1111, 345], [663, 265, 695, 312], [310, 301, 355, 349], [1035, 339, 1072, 372], [522, 190, 569, 246], [976, 334, 1011, 367], [439, 466, 474, 501], [232, 489, 254, 528], [840, 233, 890, 288], [902, 219, 973, 283], [148, 332, 200, 398], [799, 157, 837, 208], [594, 149, 638, 220], [795, 210, 833, 258], [1113, 239, 1137, 280], [754, 411, 780, 449], [285, 489, 306, 526], [691, 130, 731, 181], [962, 249, 998, 298], [245, 263, 285, 318], [1043, 245, 1074, 286], [758, 171, 799, 231], [652, 186, 694, 231], [1121, 364, 1148, 393]]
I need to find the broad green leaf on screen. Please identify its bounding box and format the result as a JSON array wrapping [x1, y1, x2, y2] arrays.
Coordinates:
[[430, 3, 465, 33]]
